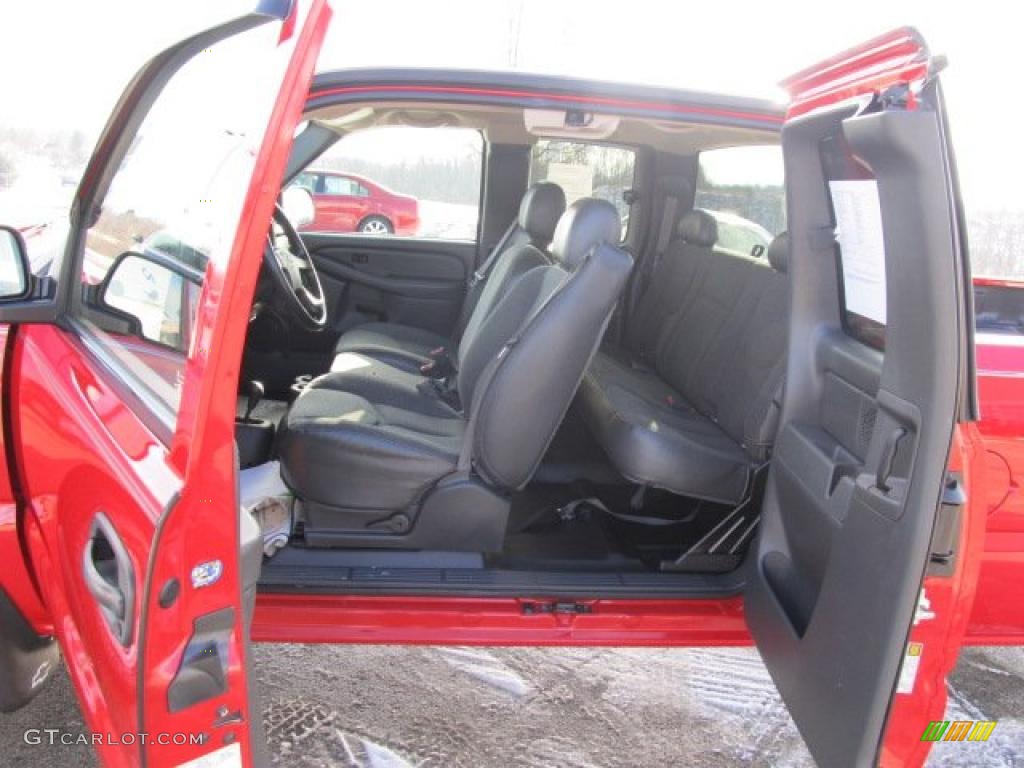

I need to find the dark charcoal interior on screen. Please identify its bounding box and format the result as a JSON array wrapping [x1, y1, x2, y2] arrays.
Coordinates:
[[237, 97, 796, 595]]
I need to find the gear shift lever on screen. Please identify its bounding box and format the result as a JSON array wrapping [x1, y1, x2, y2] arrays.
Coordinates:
[[242, 380, 264, 423]]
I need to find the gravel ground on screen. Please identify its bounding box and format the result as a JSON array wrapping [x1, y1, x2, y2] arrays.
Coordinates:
[[3, 644, 1022, 767]]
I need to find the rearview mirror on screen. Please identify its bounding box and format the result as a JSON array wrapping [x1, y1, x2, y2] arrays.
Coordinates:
[[282, 184, 315, 229], [0, 226, 31, 300]]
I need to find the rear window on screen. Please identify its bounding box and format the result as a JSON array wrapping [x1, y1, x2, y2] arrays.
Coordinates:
[[695, 145, 786, 257], [530, 140, 636, 237]]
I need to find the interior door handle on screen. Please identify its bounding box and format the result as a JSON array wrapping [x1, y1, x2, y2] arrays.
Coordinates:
[[82, 513, 136, 647], [875, 426, 907, 493]]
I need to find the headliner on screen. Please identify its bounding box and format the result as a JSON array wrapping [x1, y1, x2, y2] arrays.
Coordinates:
[[304, 68, 783, 154]]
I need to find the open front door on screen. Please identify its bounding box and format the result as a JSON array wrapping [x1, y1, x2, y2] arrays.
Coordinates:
[[3, 1, 330, 766], [746, 29, 977, 768]]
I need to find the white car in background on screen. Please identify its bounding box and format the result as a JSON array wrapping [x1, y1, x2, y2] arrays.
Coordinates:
[[708, 209, 773, 257]]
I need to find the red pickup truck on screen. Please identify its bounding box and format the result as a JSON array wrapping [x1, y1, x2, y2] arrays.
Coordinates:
[[0, 3, 1020, 768]]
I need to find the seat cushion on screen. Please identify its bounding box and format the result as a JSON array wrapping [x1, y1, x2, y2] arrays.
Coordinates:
[[332, 322, 447, 373], [278, 377, 463, 512], [580, 352, 751, 504], [326, 351, 456, 417]]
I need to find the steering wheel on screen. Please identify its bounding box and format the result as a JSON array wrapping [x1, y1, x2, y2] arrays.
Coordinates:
[[263, 205, 326, 331]]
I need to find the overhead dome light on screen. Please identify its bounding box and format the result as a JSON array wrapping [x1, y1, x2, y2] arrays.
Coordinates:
[[524, 109, 620, 139]]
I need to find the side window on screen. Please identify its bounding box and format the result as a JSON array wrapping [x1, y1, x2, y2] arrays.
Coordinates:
[[322, 174, 366, 196], [74, 20, 286, 416], [293, 172, 319, 194], [695, 145, 786, 257], [530, 140, 636, 238], [298, 126, 483, 239]]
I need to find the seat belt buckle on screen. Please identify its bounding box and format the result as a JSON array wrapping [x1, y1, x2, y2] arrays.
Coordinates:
[[422, 348, 454, 380], [430, 376, 461, 410]]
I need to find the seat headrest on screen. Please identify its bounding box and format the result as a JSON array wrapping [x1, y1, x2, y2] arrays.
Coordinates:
[[676, 209, 718, 247], [518, 182, 567, 245], [767, 231, 789, 273], [551, 198, 621, 270]]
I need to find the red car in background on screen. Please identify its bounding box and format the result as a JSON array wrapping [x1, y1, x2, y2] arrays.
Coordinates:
[[291, 169, 419, 235]]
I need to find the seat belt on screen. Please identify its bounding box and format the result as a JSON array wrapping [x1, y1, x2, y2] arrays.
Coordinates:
[[452, 218, 519, 341], [648, 192, 680, 285], [625, 190, 679, 328], [468, 218, 518, 290]]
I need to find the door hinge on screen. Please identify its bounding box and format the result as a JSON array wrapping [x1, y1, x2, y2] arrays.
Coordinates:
[[521, 600, 592, 616], [927, 473, 966, 576]]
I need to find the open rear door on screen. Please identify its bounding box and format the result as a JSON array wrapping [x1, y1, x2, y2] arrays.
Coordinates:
[[746, 28, 976, 768]]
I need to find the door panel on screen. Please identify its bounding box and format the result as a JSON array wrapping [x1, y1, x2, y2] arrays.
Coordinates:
[[301, 232, 472, 338], [748, 30, 971, 768]]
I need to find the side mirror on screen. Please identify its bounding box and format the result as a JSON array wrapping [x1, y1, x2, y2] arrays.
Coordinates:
[[281, 184, 315, 230], [97, 251, 200, 351], [0, 226, 31, 300]]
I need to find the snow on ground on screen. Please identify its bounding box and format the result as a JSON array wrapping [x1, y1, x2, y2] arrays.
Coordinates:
[[0, 154, 75, 230], [2, 641, 1022, 767], [253, 644, 1024, 768], [416, 199, 479, 241]]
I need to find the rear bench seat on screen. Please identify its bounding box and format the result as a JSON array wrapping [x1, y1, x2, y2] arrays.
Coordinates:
[[580, 210, 790, 505]]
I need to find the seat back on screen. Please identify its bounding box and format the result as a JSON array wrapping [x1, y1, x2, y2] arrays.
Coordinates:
[[693, 234, 790, 459], [459, 199, 633, 489], [623, 208, 718, 364], [658, 230, 791, 460]]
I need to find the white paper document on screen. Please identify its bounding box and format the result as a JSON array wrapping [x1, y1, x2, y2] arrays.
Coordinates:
[[829, 179, 887, 325]]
